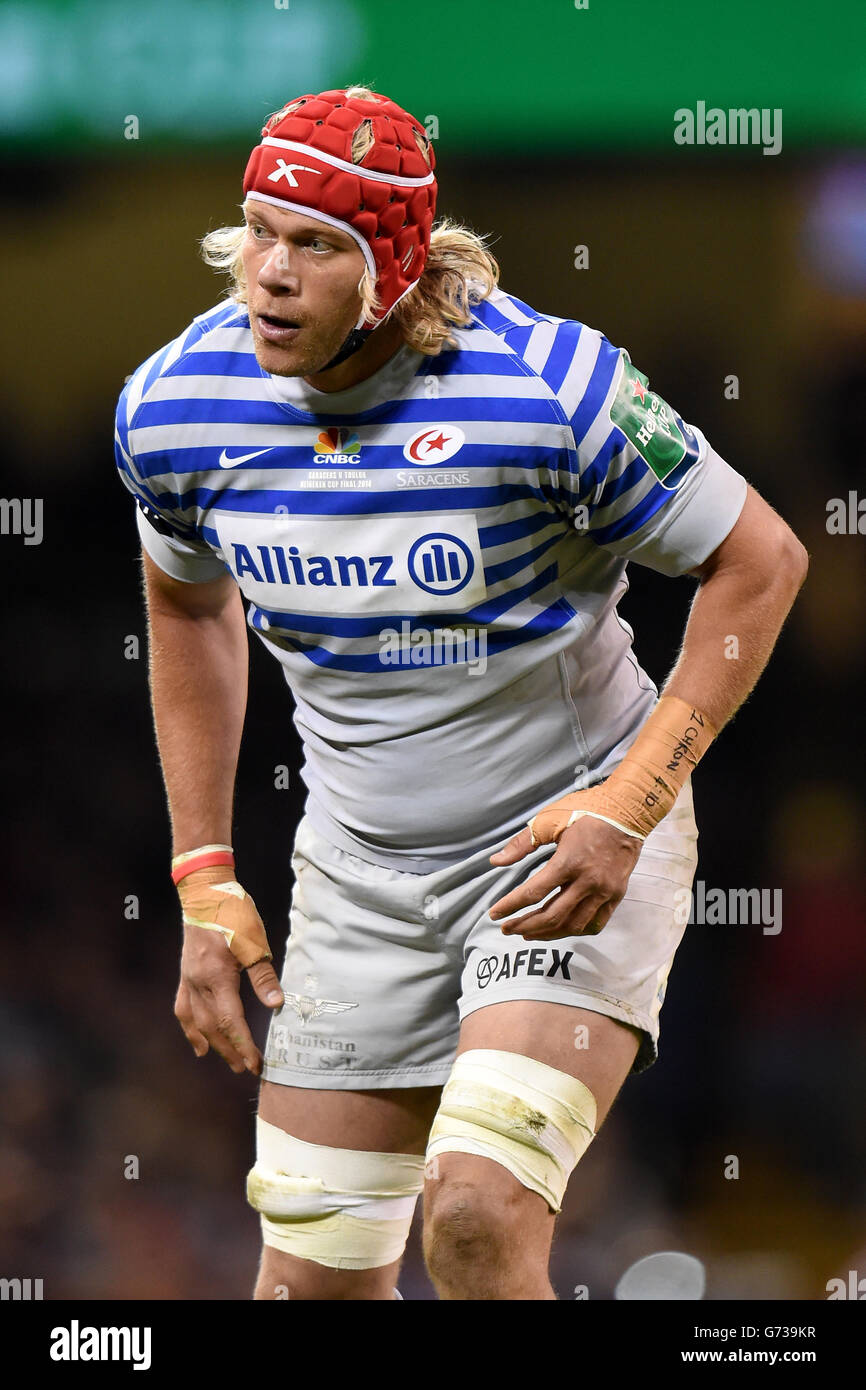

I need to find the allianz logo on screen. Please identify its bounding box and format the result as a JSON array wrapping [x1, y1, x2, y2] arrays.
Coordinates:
[[229, 530, 477, 596]]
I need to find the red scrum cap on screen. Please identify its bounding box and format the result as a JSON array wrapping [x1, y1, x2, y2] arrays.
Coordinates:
[[242, 88, 437, 331]]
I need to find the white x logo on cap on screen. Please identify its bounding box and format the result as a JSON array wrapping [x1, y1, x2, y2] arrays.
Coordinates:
[[267, 160, 322, 188]]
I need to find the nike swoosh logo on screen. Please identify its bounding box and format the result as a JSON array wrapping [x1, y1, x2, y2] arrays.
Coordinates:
[[218, 448, 273, 469]]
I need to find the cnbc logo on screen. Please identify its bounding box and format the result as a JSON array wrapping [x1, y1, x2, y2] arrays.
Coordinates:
[[314, 428, 361, 465]]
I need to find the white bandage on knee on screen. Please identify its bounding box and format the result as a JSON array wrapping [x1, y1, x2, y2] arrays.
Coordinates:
[[425, 1049, 598, 1214], [246, 1117, 426, 1270]]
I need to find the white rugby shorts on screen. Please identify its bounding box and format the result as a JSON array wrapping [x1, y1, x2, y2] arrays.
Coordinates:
[[262, 782, 699, 1086]]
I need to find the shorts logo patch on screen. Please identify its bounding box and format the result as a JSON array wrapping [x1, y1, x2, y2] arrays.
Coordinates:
[[610, 356, 703, 490], [281, 992, 359, 1026], [475, 948, 574, 989]]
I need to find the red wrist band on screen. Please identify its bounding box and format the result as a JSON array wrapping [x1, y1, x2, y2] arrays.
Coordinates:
[[171, 846, 235, 885]]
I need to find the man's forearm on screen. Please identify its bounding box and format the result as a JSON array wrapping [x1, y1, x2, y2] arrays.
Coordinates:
[[663, 528, 808, 735], [144, 571, 249, 856]]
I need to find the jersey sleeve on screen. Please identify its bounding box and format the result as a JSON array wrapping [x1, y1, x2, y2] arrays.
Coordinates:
[[553, 328, 748, 576], [114, 359, 228, 585]]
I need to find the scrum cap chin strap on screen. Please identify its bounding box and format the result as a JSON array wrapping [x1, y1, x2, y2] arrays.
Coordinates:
[[321, 324, 374, 372]]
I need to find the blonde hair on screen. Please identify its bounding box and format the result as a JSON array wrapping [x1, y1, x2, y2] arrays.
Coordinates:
[[200, 88, 500, 356]]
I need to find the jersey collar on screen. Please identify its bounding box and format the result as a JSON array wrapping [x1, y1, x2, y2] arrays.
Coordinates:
[[263, 338, 426, 416]]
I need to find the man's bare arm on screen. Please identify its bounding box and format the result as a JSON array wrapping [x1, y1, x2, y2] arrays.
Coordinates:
[[489, 483, 808, 940], [665, 483, 809, 729], [141, 549, 248, 854], [141, 549, 283, 1074]]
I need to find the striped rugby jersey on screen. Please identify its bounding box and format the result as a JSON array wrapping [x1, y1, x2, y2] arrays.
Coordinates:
[[114, 286, 747, 872]]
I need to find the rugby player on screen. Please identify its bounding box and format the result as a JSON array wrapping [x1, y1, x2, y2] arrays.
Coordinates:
[[114, 86, 808, 1300]]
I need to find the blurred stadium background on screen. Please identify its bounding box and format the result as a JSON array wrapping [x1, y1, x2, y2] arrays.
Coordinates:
[[1, 0, 864, 1300]]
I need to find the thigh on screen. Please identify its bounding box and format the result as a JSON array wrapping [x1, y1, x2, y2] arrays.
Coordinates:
[[455, 1001, 640, 1126], [258, 1080, 443, 1151]]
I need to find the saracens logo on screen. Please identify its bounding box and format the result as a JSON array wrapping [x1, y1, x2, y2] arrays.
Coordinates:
[[314, 428, 362, 465], [403, 426, 465, 465]]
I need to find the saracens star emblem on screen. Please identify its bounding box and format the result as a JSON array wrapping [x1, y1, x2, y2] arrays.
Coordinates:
[[281, 993, 359, 1027], [402, 425, 466, 465]]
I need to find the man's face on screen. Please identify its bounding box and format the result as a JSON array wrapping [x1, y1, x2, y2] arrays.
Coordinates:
[[242, 199, 367, 377]]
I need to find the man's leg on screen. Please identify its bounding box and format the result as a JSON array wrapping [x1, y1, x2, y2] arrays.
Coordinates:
[[422, 1002, 640, 1300], [253, 1080, 442, 1300]]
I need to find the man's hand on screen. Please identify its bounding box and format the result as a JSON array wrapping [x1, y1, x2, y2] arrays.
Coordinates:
[[174, 868, 284, 1074], [487, 815, 642, 941]]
